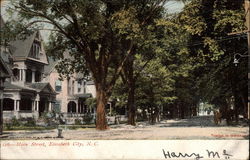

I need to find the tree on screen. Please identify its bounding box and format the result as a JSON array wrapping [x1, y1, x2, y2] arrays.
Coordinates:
[[5, 0, 169, 129], [178, 0, 248, 120]]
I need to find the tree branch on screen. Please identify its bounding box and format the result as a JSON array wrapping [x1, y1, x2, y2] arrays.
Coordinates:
[[107, 41, 134, 94]]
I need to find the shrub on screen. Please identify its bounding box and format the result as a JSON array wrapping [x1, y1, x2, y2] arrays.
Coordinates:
[[24, 117, 36, 127], [40, 112, 58, 126], [83, 113, 94, 124], [11, 116, 21, 127], [4, 123, 12, 130], [74, 118, 82, 125]]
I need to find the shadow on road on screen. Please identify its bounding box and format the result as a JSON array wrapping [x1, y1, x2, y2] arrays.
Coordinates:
[[157, 115, 248, 128]]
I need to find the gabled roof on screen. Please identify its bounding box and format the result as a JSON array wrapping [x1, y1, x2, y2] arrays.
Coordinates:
[[9, 31, 48, 64], [9, 33, 36, 59], [44, 57, 58, 75]]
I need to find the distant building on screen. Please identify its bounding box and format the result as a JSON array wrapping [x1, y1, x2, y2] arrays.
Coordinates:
[[43, 56, 96, 119]]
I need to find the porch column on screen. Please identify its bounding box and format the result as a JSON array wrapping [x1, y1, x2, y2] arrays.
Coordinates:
[[14, 99, 17, 111], [23, 69, 26, 82], [76, 102, 80, 113], [16, 100, 20, 111], [36, 101, 39, 112], [32, 70, 36, 83], [48, 101, 52, 111], [32, 101, 35, 111], [19, 69, 22, 81]]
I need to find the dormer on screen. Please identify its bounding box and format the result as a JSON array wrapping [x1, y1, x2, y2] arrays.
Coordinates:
[[29, 32, 43, 60], [10, 31, 48, 65], [30, 41, 41, 59]]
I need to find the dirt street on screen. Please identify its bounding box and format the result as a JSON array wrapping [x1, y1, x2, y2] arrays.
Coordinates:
[[1, 116, 249, 140]]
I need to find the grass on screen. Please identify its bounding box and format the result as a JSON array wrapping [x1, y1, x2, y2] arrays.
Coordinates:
[[3, 126, 56, 131], [3, 124, 97, 131], [59, 124, 96, 130]]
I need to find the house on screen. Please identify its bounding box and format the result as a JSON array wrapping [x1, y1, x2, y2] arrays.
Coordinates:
[[1, 15, 97, 124], [1, 28, 57, 121], [43, 56, 97, 122], [0, 57, 12, 134]]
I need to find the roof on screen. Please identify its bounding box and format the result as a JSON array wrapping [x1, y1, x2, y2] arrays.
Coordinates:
[[3, 82, 36, 91], [9, 31, 48, 64], [27, 82, 57, 94], [44, 57, 58, 75], [27, 82, 49, 90], [75, 93, 92, 98], [9, 33, 36, 59]]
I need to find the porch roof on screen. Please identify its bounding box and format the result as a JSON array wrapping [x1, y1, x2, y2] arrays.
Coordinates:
[[75, 93, 92, 98], [27, 82, 57, 95], [3, 82, 36, 92]]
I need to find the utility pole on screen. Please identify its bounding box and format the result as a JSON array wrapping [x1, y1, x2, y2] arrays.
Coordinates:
[[245, 0, 250, 119]]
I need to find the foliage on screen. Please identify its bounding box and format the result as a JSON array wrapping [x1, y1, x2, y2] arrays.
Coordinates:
[[83, 113, 94, 125], [10, 116, 21, 127], [85, 98, 97, 110], [177, 0, 247, 117], [23, 117, 36, 127], [74, 119, 82, 125], [3, 0, 171, 129], [41, 111, 58, 126]]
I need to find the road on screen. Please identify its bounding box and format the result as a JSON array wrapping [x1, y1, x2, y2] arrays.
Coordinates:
[[1, 116, 249, 140]]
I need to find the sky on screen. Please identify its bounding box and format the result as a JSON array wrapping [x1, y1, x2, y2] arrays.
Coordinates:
[[1, 0, 185, 43]]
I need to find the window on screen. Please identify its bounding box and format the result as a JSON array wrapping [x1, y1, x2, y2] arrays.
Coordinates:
[[26, 69, 32, 83], [55, 80, 62, 92], [35, 71, 41, 82], [30, 42, 41, 59], [77, 81, 82, 93]]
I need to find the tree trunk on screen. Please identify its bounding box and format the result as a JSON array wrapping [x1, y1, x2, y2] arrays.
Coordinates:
[[126, 56, 136, 126], [95, 88, 108, 130], [127, 78, 136, 125]]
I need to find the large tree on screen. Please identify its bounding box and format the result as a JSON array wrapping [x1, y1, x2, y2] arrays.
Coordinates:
[[178, 0, 248, 120], [6, 0, 168, 129]]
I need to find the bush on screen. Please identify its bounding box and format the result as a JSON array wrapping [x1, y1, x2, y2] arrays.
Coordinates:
[[24, 118, 36, 127], [4, 123, 12, 130], [83, 114, 94, 124], [74, 119, 82, 125], [11, 116, 21, 127], [40, 112, 58, 126]]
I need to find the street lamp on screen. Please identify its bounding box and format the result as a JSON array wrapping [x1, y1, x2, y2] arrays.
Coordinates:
[[233, 52, 249, 66]]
